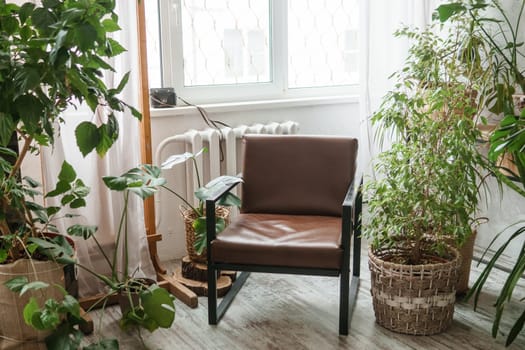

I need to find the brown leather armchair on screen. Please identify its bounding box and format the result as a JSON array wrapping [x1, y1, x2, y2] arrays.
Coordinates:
[[205, 134, 362, 335]]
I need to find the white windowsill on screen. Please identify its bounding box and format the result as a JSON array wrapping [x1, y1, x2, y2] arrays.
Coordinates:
[[150, 94, 359, 118]]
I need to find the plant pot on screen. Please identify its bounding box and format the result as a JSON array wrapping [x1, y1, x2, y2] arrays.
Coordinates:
[[0, 259, 65, 350], [455, 231, 476, 295], [368, 244, 461, 335], [117, 278, 156, 316], [181, 206, 230, 263]]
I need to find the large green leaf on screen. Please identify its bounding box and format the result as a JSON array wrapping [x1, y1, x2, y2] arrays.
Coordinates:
[[104, 165, 166, 199], [75, 121, 100, 157], [194, 176, 242, 203], [140, 285, 175, 328]]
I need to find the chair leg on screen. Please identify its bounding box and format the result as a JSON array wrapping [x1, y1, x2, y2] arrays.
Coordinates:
[[339, 266, 350, 335], [208, 263, 218, 325]]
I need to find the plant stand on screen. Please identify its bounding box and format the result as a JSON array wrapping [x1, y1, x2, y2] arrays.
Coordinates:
[[173, 256, 235, 297]]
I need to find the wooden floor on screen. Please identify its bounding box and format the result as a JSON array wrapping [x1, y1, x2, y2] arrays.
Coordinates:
[[83, 248, 525, 350]]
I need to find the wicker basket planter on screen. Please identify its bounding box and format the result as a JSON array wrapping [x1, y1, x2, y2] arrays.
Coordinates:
[[0, 259, 64, 349], [368, 245, 461, 335], [181, 206, 230, 263]]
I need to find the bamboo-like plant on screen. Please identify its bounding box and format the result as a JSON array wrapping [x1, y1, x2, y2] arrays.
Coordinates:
[[364, 23, 495, 263]]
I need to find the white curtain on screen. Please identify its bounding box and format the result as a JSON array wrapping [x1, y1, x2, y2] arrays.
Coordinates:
[[359, 0, 442, 179], [42, 1, 155, 297]]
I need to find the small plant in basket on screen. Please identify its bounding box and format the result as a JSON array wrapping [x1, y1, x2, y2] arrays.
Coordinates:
[[161, 148, 242, 257]]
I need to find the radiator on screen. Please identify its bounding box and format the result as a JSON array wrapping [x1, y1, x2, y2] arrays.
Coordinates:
[[154, 121, 299, 228]]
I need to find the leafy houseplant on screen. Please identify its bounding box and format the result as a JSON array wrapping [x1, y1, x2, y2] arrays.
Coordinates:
[[436, 0, 525, 177], [436, 1, 525, 345], [161, 148, 242, 259], [7, 165, 176, 350], [0, 0, 144, 348], [0, 0, 141, 262], [364, 22, 496, 335]]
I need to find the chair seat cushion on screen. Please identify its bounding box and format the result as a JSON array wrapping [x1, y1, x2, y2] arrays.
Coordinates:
[[211, 213, 343, 270]]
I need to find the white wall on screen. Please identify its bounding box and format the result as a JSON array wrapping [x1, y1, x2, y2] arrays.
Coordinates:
[[151, 98, 360, 261]]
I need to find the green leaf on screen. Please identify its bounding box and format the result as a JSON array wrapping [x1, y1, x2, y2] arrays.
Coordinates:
[[0, 115, 16, 147], [58, 161, 76, 183], [42, 0, 60, 8], [20, 281, 50, 296], [74, 23, 98, 50], [61, 295, 81, 319], [70, 198, 86, 209], [140, 285, 175, 328], [102, 176, 128, 191], [19, 3, 36, 24], [61, 194, 75, 206], [115, 72, 130, 94], [23, 297, 41, 327], [1, 16, 18, 36], [434, 3, 466, 22], [31, 8, 55, 31], [46, 180, 72, 198], [217, 192, 242, 208], [95, 124, 116, 157], [75, 121, 100, 157], [66, 224, 98, 239], [0, 250, 7, 263], [4, 276, 29, 293], [507, 309, 525, 346], [101, 18, 121, 32], [45, 322, 83, 350], [15, 95, 43, 133], [106, 38, 126, 57]]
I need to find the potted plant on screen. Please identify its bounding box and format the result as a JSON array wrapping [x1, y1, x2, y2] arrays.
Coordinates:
[[161, 148, 242, 262], [364, 22, 496, 335], [0, 0, 141, 347], [436, 0, 525, 177], [6, 164, 176, 350]]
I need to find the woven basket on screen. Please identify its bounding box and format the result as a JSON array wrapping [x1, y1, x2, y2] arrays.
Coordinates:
[[368, 244, 461, 335], [181, 206, 230, 263]]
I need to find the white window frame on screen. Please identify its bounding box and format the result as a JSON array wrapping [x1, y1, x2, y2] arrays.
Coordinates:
[[158, 0, 358, 104]]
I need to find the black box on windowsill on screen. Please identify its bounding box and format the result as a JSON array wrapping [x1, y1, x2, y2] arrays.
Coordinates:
[[150, 88, 176, 108]]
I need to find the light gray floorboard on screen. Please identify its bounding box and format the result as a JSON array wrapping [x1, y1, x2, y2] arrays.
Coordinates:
[[83, 247, 525, 350]]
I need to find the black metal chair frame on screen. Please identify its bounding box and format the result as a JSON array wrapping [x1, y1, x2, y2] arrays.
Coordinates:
[[205, 176, 363, 335]]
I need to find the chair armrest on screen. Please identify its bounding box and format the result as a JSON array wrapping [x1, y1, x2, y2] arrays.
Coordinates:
[[205, 176, 243, 260], [205, 176, 243, 203], [343, 174, 362, 209]]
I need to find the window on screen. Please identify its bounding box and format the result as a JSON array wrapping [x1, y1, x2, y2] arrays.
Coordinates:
[[146, 0, 359, 104]]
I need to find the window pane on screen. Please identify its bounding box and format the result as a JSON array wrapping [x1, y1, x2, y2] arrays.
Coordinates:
[[288, 0, 359, 88], [181, 0, 271, 86], [145, 0, 162, 88]]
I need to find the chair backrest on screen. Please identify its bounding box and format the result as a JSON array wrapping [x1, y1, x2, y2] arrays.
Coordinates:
[[240, 134, 358, 217]]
